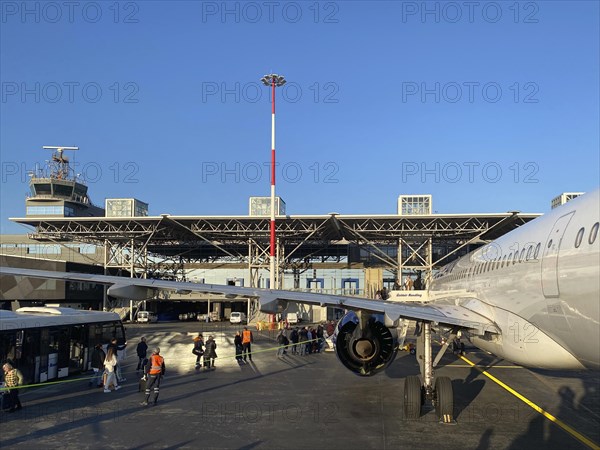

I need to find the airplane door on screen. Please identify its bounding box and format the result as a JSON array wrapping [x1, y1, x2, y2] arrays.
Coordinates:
[[541, 212, 574, 297]]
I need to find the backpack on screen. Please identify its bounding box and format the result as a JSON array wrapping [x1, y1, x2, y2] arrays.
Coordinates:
[[192, 340, 204, 356]]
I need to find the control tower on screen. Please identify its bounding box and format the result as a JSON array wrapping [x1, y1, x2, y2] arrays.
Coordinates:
[[26, 146, 104, 217]]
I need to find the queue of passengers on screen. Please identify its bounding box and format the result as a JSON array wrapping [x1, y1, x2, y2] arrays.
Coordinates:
[[276, 322, 335, 356]]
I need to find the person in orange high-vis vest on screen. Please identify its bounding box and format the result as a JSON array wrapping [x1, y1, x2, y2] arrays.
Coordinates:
[[242, 327, 254, 362], [141, 347, 165, 406]]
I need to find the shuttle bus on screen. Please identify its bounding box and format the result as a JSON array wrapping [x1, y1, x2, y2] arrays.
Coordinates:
[[0, 307, 125, 385]]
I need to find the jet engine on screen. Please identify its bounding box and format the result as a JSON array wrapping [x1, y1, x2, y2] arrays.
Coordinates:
[[334, 311, 398, 376]]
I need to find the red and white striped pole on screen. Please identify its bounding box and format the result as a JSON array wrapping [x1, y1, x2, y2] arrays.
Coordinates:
[[261, 74, 286, 290], [270, 79, 276, 290]]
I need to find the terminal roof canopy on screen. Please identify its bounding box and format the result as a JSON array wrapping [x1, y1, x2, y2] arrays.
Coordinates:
[[11, 212, 539, 265]]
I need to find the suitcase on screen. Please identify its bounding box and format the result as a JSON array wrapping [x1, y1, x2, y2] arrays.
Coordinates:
[[1, 392, 12, 411], [138, 377, 147, 393]]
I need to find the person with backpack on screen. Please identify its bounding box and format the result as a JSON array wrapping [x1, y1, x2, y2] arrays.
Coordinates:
[[192, 334, 204, 369]]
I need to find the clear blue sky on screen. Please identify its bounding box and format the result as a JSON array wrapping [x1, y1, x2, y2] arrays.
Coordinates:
[[1, 1, 598, 234]]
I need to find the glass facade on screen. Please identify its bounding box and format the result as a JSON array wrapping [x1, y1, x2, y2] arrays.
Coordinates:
[[26, 205, 75, 216]]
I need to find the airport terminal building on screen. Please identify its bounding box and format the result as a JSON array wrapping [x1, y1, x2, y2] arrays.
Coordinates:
[[4, 147, 579, 322]]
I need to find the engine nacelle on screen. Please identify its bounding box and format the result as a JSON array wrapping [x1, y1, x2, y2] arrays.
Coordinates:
[[334, 311, 398, 376]]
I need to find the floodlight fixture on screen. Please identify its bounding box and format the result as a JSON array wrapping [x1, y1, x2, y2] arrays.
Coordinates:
[[261, 73, 286, 87]]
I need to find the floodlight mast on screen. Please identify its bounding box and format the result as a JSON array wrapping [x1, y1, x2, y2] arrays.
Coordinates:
[[261, 73, 286, 289]]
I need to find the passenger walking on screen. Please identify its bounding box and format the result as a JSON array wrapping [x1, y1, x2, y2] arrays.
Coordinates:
[[90, 343, 106, 388], [325, 321, 335, 337], [306, 328, 313, 355], [193, 334, 205, 369], [107, 338, 127, 383], [204, 335, 217, 369], [290, 328, 299, 355], [276, 329, 287, 357], [299, 327, 308, 356], [2, 362, 23, 412], [141, 347, 165, 406], [316, 324, 325, 353], [234, 331, 244, 364], [136, 337, 148, 372], [242, 327, 254, 362], [103, 347, 122, 393]]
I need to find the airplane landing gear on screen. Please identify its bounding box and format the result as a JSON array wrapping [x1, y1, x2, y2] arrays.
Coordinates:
[[404, 321, 455, 423], [403, 375, 423, 419]]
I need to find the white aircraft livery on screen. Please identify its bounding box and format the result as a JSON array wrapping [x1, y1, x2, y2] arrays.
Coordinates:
[[2, 187, 598, 422]]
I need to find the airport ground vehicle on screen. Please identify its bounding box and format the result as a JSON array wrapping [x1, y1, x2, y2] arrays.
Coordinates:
[[0, 307, 125, 384], [286, 312, 300, 324], [137, 311, 158, 323], [229, 312, 247, 324]]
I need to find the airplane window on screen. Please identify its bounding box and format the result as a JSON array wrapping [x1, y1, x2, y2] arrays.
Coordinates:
[[575, 227, 585, 248], [507, 253, 512, 265], [526, 246, 533, 260], [533, 243, 541, 259], [589, 222, 599, 245], [501, 255, 507, 268], [495, 257, 501, 270], [547, 239, 553, 249], [520, 248, 526, 262], [513, 251, 519, 265]]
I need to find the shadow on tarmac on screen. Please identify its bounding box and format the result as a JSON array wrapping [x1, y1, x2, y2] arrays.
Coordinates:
[[0, 360, 316, 447]]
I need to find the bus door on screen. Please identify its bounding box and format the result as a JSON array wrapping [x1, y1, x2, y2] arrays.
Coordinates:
[[48, 327, 70, 379], [39, 329, 49, 382], [22, 330, 41, 384], [69, 325, 86, 374]]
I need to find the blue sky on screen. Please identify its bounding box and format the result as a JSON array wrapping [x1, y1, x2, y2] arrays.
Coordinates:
[[1, 1, 599, 234]]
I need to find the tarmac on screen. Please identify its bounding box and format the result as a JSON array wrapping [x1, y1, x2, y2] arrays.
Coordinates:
[[1, 321, 599, 450]]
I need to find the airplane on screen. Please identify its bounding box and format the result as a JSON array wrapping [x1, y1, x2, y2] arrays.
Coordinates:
[[1, 187, 598, 423]]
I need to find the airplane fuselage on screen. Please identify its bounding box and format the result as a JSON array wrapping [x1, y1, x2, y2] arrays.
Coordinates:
[[430, 189, 600, 370]]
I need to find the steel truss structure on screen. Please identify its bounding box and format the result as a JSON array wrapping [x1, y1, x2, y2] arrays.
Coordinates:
[[13, 212, 538, 298]]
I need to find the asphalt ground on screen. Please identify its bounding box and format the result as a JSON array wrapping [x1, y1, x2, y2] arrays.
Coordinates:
[[1, 321, 599, 450]]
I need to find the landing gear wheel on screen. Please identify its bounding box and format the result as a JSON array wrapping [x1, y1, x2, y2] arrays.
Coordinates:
[[403, 375, 422, 419], [434, 376, 454, 423]]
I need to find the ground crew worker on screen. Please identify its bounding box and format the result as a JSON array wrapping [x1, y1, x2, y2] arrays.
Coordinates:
[[242, 326, 254, 362], [140, 347, 165, 406]]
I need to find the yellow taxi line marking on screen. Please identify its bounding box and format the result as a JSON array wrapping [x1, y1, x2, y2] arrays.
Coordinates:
[[459, 354, 600, 450], [447, 364, 524, 369]]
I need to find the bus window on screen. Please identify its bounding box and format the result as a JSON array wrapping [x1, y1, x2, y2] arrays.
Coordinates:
[[0, 332, 17, 365]]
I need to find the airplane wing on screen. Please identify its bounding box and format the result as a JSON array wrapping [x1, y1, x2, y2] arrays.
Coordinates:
[[0, 266, 498, 334]]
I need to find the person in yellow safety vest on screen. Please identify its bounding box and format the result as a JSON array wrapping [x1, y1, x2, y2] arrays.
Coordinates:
[[242, 327, 254, 363], [140, 347, 165, 406]]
